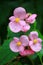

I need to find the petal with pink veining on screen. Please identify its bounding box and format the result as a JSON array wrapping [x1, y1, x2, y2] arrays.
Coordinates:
[[26, 14, 37, 24], [13, 37, 19, 43], [26, 19, 35, 24], [13, 7, 26, 19], [20, 35, 29, 46], [10, 40, 19, 52], [29, 41, 33, 46], [29, 31, 38, 40], [30, 43, 42, 52], [9, 21, 21, 33], [22, 24, 30, 32], [37, 38, 42, 43], [9, 16, 15, 21], [29, 14, 37, 19], [19, 20, 26, 26], [25, 13, 30, 18], [18, 46, 24, 52]]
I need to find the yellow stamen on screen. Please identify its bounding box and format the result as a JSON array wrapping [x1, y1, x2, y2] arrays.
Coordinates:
[[16, 41, 21, 46], [33, 39, 37, 44], [15, 18, 20, 23]]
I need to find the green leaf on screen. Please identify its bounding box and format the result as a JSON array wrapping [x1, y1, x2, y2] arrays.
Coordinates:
[[17, 62, 22, 65], [0, 38, 19, 65], [9, 61, 22, 65], [28, 53, 37, 60], [37, 41, 43, 59]]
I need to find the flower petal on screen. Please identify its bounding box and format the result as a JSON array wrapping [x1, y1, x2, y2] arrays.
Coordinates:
[[9, 21, 21, 33], [19, 20, 26, 26], [29, 31, 38, 40], [30, 43, 42, 52], [20, 35, 29, 46], [9, 16, 15, 21], [10, 40, 19, 52], [37, 38, 42, 43], [18, 46, 24, 52], [22, 24, 30, 32], [26, 14, 37, 24], [25, 13, 30, 18], [19, 20, 30, 32], [29, 14, 37, 19], [29, 41, 33, 46], [26, 19, 35, 24], [20, 49, 34, 56], [13, 37, 19, 43], [13, 7, 26, 19]]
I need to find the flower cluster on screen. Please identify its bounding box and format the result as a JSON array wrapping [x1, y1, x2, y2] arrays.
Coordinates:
[[9, 7, 42, 56], [10, 31, 42, 56], [9, 7, 37, 33]]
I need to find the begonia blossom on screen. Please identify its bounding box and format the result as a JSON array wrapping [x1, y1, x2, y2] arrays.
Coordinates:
[[9, 7, 30, 33], [10, 35, 29, 52], [29, 31, 42, 52]]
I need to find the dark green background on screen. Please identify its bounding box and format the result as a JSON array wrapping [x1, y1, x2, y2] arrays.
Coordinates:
[[0, 0, 43, 44]]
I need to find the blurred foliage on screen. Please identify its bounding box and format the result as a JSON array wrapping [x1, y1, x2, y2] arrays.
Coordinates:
[[0, 38, 19, 65]]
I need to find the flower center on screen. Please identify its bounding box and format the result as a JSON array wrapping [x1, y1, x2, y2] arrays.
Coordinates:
[[25, 46, 30, 49], [15, 18, 20, 23], [33, 39, 37, 44], [16, 41, 21, 46]]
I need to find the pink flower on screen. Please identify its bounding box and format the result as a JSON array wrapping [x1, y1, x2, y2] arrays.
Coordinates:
[[20, 49, 34, 56], [29, 31, 42, 52], [10, 35, 29, 52], [9, 7, 30, 33], [25, 13, 37, 24]]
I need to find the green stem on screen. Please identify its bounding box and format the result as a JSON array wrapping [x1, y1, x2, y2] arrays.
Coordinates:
[[34, 22, 37, 30], [28, 57, 34, 65], [40, 57, 43, 65]]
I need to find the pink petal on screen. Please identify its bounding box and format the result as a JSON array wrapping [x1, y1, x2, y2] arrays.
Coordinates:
[[20, 49, 34, 56], [13, 7, 26, 19], [30, 19, 35, 24], [20, 35, 29, 46], [9, 16, 15, 21], [10, 40, 19, 52], [37, 38, 42, 43], [19, 20, 26, 26], [22, 24, 30, 32], [29, 14, 37, 19], [18, 46, 24, 52], [25, 13, 30, 18], [29, 31, 38, 40], [26, 19, 35, 24], [19, 20, 30, 32], [30, 43, 42, 52], [9, 21, 21, 33], [13, 37, 19, 43], [26, 14, 37, 24], [29, 41, 33, 46]]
